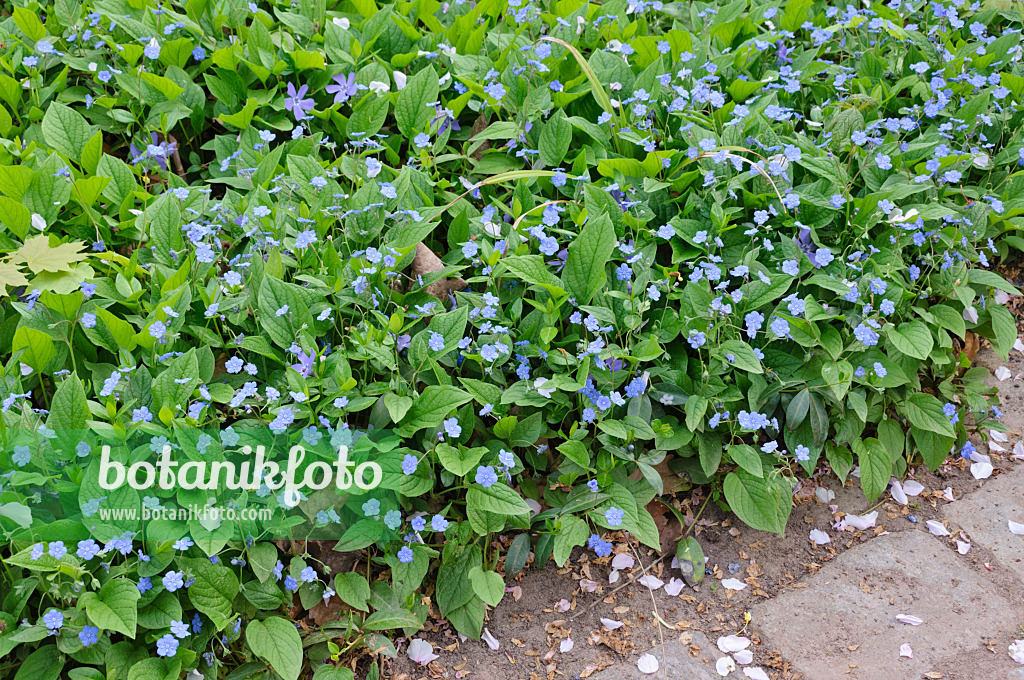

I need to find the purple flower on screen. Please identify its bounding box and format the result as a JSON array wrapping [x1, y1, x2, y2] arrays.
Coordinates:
[[285, 82, 315, 120], [292, 350, 315, 377], [325, 72, 357, 105]]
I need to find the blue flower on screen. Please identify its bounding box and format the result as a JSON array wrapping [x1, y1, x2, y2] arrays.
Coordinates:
[[431, 514, 449, 532], [872, 362, 887, 378], [794, 445, 810, 462], [402, 454, 418, 475], [687, 330, 706, 348], [443, 417, 462, 439], [483, 83, 506, 102], [170, 620, 190, 638], [383, 510, 402, 530], [588, 534, 612, 557], [428, 332, 445, 352], [80, 625, 99, 646], [398, 546, 414, 563], [362, 498, 380, 517], [156, 634, 178, 657], [284, 576, 298, 591], [475, 465, 498, 487], [605, 507, 624, 527], [12, 445, 31, 467], [43, 609, 64, 630], [300, 566, 317, 583], [781, 260, 799, 276], [414, 132, 431, 147], [770, 318, 790, 338], [163, 571, 185, 592], [49, 541, 67, 559], [853, 324, 879, 346]]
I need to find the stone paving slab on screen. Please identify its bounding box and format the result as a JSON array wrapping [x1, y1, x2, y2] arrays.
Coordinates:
[[750, 531, 1017, 680], [588, 630, 743, 680], [945, 464, 1024, 582]]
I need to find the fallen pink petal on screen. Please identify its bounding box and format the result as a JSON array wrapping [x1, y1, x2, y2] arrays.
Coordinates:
[[637, 653, 659, 674], [899, 643, 913, 659], [896, 615, 923, 626]]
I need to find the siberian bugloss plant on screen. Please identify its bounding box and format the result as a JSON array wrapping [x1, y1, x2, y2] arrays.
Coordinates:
[[0, 0, 1022, 676]]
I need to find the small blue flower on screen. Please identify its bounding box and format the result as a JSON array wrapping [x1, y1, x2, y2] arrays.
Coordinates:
[[398, 546, 414, 563], [475, 465, 498, 488], [156, 634, 178, 657], [605, 506, 624, 528], [79, 625, 99, 647]]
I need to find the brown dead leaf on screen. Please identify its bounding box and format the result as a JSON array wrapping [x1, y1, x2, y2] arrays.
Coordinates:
[[411, 243, 468, 301]]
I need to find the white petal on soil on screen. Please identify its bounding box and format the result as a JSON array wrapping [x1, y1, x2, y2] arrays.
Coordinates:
[[1016, 338, 1024, 354], [407, 639, 439, 666], [717, 635, 751, 653], [664, 578, 685, 596], [611, 554, 635, 570], [926, 520, 951, 536], [989, 440, 1007, 453], [1010, 640, 1024, 664], [990, 430, 1009, 443], [815, 487, 835, 504], [579, 579, 599, 592], [554, 599, 570, 612], [609, 570, 620, 584], [899, 643, 914, 659], [995, 366, 1012, 381], [890, 479, 908, 505], [481, 628, 500, 650], [902, 480, 925, 496], [743, 668, 770, 680], [637, 653, 659, 674], [716, 656, 737, 676], [971, 460, 994, 480], [733, 649, 754, 665], [637, 575, 664, 590], [1015, 442, 1024, 460], [1009, 520, 1024, 535], [956, 540, 971, 555], [600, 618, 624, 630], [896, 614, 923, 626], [943, 487, 956, 502], [845, 511, 878, 530], [560, 638, 574, 653], [721, 578, 747, 591], [809, 529, 831, 545]]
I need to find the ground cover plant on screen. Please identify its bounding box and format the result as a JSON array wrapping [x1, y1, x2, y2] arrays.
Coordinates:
[[1, 0, 1023, 677]]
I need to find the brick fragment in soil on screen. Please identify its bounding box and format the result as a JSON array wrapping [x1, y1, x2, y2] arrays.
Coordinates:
[[750, 531, 1021, 680]]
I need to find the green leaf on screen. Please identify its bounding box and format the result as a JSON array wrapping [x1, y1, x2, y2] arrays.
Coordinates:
[[182, 557, 239, 630], [717, 339, 763, 373], [127, 658, 179, 680], [504, 533, 531, 576], [967, 269, 1020, 295], [437, 443, 486, 477], [553, 514, 588, 567], [395, 67, 439, 136], [786, 389, 810, 429], [727, 444, 763, 477], [246, 617, 303, 680], [363, 607, 422, 631], [911, 426, 954, 471], [151, 348, 198, 411], [258, 275, 316, 349], [723, 470, 792, 534], [13, 326, 55, 373], [247, 542, 279, 583], [333, 519, 383, 551], [15, 648, 64, 680], [13, 7, 47, 42], [46, 372, 88, 432], [684, 394, 708, 432], [538, 111, 572, 166], [901, 392, 954, 438], [855, 438, 891, 501], [42, 102, 90, 162], [562, 214, 614, 305], [333, 572, 371, 612], [467, 483, 531, 516], [825, 443, 854, 482], [929, 304, 966, 339], [500, 255, 565, 294], [82, 578, 140, 638], [886, 321, 933, 360], [399, 386, 473, 434], [468, 567, 505, 607], [557, 439, 592, 470]]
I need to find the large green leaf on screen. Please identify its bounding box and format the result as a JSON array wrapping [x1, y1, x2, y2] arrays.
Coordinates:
[[723, 470, 792, 534], [399, 386, 473, 434], [246, 617, 303, 680], [395, 66, 439, 136], [42, 102, 90, 161], [855, 438, 891, 501], [81, 578, 140, 638], [467, 483, 532, 516], [182, 557, 239, 630], [562, 214, 614, 305], [886, 321, 933, 360], [901, 392, 954, 438]]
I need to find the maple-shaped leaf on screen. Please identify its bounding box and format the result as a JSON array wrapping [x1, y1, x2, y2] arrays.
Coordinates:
[[0, 262, 29, 292], [10, 235, 89, 274]]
